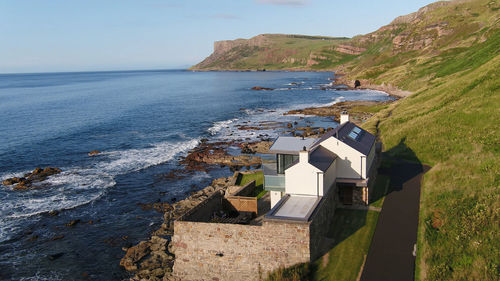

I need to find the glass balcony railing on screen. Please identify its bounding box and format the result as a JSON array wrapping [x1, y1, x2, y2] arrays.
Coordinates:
[[264, 175, 285, 190]]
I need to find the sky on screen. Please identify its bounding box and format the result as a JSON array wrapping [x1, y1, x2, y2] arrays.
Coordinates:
[[0, 0, 437, 73]]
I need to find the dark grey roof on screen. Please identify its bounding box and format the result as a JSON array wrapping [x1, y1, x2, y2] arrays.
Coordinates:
[[309, 146, 337, 172], [312, 122, 375, 156]]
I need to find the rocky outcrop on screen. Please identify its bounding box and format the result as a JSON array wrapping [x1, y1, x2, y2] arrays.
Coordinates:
[[3, 167, 62, 190], [88, 150, 100, 156], [180, 141, 262, 171], [334, 45, 366, 55], [391, 22, 451, 52], [251, 86, 274, 91], [121, 177, 234, 280], [285, 100, 394, 124], [306, 53, 327, 66]]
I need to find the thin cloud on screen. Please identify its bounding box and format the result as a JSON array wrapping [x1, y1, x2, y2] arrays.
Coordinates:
[[256, 0, 309, 6], [211, 13, 240, 20]]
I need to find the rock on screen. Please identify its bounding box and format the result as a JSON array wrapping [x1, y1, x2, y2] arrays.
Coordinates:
[[7, 167, 62, 190], [32, 167, 43, 175], [65, 219, 80, 227], [13, 183, 29, 190], [88, 150, 100, 156], [120, 241, 152, 272], [48, 252, 64, 261], [2, 177, 21, 186], [251, 86, 274, 91], [40, 167, 62, 178], [48, 210, 59, 216]]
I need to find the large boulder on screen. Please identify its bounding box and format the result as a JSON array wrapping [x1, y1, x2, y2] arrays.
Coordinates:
[[120, 241, 152, 272], [251, 86, 274, 91], [4, 167, 62, 190]]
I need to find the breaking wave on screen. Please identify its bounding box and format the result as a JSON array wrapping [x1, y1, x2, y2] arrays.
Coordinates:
[[0, 138, 199, 242]]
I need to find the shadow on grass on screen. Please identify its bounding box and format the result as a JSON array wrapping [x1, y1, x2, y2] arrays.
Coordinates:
[[370, 137, 424, 204]]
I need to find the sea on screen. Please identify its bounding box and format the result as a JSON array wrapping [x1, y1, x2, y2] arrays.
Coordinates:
[[0, 70, 391, 280]]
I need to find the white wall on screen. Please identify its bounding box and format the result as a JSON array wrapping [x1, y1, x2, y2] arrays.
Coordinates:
[[270, 191, 282, 208], [366, 142, 376, 175], [319, 140, 365, 179], [323, 159, 337, 195], [285, 161, 323, 196]]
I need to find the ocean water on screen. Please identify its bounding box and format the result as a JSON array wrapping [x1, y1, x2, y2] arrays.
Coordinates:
[[0, 70, 391, 280]]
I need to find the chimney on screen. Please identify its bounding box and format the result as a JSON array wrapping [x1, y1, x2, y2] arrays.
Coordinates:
[[340, 111, 349, 124], [299, 146, 309, 163]]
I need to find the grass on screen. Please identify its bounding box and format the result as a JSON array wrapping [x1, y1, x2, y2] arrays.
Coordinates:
[[376, 53, 500, 280], [236, 172, 268, 199], [351, 102, 391, 114], [266, 210, 380, 281]]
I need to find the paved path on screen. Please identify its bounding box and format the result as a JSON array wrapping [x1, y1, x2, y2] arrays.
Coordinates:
[[360, 160, 429, 281]]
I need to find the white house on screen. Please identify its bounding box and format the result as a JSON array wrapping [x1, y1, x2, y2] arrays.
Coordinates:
[[263, 113, 377, 219]]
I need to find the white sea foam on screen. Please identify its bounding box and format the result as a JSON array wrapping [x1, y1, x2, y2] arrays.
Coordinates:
[[0, 170, 31, 181], [19, 272, 64, 281], [0, 138, 200, 243], [207, 118, 238, 135], [204, 95, 349, 143]]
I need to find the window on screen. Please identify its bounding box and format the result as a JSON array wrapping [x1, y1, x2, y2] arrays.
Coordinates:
[[277, 154, 299, 174], [348, 126, 363, 140]]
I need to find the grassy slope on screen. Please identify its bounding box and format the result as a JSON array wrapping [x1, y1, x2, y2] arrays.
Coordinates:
[[366, 50, 500, 281], [355, 1, 500, 279]]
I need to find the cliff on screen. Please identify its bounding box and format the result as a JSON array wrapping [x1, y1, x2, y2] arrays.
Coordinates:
[[190, 34, 348, 71]]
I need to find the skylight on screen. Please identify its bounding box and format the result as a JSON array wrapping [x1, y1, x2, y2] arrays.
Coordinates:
[[348, 126, 363, 140]]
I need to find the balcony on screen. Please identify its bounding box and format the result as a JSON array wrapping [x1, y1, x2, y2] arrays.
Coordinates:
[[262, 154, 285, 191]]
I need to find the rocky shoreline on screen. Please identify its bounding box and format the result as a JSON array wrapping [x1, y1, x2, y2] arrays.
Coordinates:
[[284, 100, 394, 124], [332, 75, 412, 98], [120, 176, 234, 281]]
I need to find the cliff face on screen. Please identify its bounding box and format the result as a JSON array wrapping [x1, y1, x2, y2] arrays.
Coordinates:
[[192, 0, 496, 73], [190, 34, 348, 71]]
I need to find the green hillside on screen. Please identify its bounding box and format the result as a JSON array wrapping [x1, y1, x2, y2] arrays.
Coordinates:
[[190, 34, 349, 71], [195, 0, 500, 280], [335, 1, 500, 279]]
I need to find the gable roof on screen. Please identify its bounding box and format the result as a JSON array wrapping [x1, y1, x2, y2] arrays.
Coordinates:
[[309, 146, 337, 172], [311, 122, 375, 155]]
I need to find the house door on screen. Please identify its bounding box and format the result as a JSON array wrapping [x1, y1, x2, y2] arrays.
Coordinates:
[[339, 184, 354, 205]]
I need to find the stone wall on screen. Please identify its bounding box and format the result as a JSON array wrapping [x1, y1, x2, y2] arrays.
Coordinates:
[[231, 180, 256, 197], [353, 186, 369, 205], [178, 191, 224, 222], [172, 220, 310, 281], [309, 184, 337, 260], [172, 186, 340, 281]]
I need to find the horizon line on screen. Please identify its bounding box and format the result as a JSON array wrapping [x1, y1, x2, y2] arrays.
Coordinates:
[[0, 67, 191, 76]]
